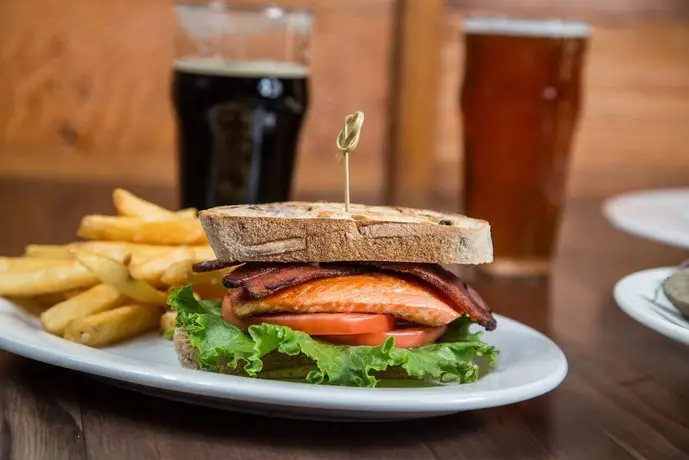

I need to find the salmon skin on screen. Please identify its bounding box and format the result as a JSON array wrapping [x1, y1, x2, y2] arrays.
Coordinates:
[[233, 273, 461, 327], [217, 262, 496, 330]]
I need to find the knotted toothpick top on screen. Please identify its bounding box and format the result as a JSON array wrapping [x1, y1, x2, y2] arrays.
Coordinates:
[[336, 111, 364, 212], [336, 111, 364, 156]]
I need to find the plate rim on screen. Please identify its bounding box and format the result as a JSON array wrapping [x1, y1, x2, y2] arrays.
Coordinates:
[[602, 188, 689, 249], [0, 304, 568, 414], [614, 266, 689, 346]]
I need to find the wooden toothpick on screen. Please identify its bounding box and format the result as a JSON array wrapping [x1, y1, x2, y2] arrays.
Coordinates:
[[336, 111, 364, 213]]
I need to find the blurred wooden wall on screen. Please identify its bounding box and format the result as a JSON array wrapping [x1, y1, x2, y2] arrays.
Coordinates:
[[0, 0, 688, 208]]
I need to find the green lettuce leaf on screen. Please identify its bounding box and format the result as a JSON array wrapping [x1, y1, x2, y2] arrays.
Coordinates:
[[168, 285, 498, 388]]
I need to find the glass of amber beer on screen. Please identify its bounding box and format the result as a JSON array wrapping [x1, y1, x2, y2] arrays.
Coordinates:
[[460, 18, 590, 277]]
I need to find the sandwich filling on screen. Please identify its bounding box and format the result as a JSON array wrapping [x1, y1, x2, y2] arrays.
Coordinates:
[[170, 261, 498, 387]]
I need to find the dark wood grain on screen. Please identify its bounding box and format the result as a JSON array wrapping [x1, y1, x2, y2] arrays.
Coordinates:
[[0, 357, 86, 460], [1, 176, 689, 459]]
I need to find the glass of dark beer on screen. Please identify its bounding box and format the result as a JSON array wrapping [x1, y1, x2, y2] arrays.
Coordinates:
[[460, 18, 590, 277], [172, 3, 312, 209]]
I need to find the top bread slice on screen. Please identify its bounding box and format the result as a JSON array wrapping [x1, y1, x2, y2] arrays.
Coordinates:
[[198, 202, 492, 265]]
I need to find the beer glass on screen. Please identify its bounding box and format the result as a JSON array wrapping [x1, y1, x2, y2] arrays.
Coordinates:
[[173, 3, 312, 209], [460, 18, 590, 277]]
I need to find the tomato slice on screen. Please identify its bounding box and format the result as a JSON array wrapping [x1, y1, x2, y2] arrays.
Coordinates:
[[222, 293, 248, 329], [244, 313, 397, 335], [321, 325, 448, 348]]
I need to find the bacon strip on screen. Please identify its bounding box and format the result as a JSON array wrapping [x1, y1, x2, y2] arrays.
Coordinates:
[[223, 264, 278, 290], [219, 262, 496, 330], [223, 264, 365, 299]]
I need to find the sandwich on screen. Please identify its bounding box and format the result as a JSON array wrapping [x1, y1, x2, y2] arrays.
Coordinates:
[[169, 202, 498, 387]]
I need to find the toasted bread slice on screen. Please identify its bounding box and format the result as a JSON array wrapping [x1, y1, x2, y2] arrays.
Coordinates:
[[198, 202, 492, 264]]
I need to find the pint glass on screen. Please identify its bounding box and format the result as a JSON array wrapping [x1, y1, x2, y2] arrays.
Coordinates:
[[173, 3, 312, 209], [460, 18, 589, 276]]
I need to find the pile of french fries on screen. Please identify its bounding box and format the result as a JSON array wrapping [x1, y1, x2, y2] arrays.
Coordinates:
[[0, 189, 232, 348]]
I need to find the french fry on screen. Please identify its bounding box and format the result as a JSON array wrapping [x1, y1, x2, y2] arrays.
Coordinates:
[[71, 249, 167, 305], [129, 245, 213, 268], [63, 304, 162, 347], [159, 260, 194, 286], [126, 245, 212, 268], [78, 215, 207, 245], [113, 188, 176, 220], [113, 188, 197, 220], [175, 208, 198, 219], [160, 310, 177, 338], [127, 246, 211, 267], [24, 244, 75, 260], [130, 243, 215, 265], [27, 242, 212, 265], [115, 243, 187, 257], [0, 257, 71, 272], [160, 261, 239, 287], [190, 245, 216, 263], [0, 262, 100, 296], [24, 242, 132, 263], [80, 243, 132, 263], [40, 284, 126, 335], [129, 247, 195, 286], [0, 245, 131, 297]]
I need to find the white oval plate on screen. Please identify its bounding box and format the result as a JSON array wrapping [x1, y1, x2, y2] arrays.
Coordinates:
[[0, 298, 567, 421], [614, 267, 689, 346], [602, 188, 689, 249]]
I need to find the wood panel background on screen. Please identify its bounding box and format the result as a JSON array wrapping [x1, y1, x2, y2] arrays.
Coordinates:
[[0, 0, 688, 208]]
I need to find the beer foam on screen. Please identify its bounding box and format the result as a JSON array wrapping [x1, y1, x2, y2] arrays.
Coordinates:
[[174, 57, 309, 78], [463, 18, 590, 38]]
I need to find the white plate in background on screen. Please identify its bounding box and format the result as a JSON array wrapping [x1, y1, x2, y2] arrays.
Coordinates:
[[614, 266, 689, 346], [603, 188, 689, 249], [0, 298, 567, 422]]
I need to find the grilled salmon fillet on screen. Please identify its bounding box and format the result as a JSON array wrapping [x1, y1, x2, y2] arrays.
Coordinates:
[[233, 273, 460, 327]]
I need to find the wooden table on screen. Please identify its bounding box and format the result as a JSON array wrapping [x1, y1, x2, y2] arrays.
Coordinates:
[[1, 177, 689, 460]]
